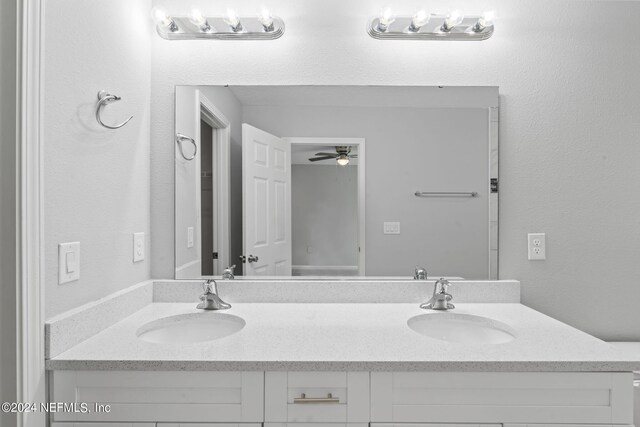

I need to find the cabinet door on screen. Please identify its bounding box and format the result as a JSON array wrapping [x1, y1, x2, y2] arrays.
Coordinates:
[[372, 424, 499, 427], [51, 371, 264, 423], [371, 372, 634, 425], [503, 424, 627, 427], [51, 423, 155, 427]]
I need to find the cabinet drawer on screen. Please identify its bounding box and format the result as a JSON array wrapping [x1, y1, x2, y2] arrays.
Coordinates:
[[51, 371, 264, 423], [158, 424, 262, 427], [265, 372, 369, 423], [371, 372, 634, 425]]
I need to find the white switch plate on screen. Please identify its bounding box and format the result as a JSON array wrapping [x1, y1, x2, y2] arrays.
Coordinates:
[[58, 242, 80, 284], [187, 227, 194, 248], [384, 222, 401, 234], [133, 232, 145, 262], [528, 233, 546, 260]]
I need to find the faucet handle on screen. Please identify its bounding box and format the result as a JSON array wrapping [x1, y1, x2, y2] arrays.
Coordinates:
[[414, 266, 427, 280], [435, 278, 452, 294], [202, 279, 217, 294]]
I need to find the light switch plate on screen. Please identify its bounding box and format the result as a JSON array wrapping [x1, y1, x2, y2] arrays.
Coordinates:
[[528, 233, 546, 260], [58, 242, 80, 284], [187, 227, 194, 248], [384, 221, 401, 234], [133, 232, 145, 262]]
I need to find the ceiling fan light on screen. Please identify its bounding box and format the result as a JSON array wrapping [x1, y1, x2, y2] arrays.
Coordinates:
[[336, 154, 350, 166]]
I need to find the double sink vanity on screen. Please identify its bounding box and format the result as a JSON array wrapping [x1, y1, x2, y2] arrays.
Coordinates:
[[46, 279, 638, 427]]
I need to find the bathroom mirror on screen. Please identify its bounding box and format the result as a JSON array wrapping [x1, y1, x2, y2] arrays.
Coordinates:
[[175, 86, 499, 280]]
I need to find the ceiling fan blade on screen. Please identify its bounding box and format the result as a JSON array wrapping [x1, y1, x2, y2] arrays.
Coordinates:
[[349, 154, 358, 158], [308, 156, 336, 162], [314, 152, 338, 157]]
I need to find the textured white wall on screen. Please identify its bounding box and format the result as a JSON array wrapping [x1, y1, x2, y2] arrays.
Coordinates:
[[0, 0, 18, 422], [151, 0, 640, 340], [44, 0, 152, 318]]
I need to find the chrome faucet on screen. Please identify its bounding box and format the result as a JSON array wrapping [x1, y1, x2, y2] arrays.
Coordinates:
[[414, 266, 428, 280], [420, 278, 454, 310], [197, 279, 231, 310], [222, 264, 236, 280]]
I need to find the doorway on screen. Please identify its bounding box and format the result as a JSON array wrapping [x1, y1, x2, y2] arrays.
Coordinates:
[[286, 138, 366, 276]]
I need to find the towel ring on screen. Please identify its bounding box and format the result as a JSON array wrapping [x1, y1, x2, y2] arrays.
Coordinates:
[[96, 90, 133, 129], [176, 133, 198, 161]]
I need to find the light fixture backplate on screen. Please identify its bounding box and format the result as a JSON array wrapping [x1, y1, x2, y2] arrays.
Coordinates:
[[156, 16, 285, 40], [368, 15, 493, 40]]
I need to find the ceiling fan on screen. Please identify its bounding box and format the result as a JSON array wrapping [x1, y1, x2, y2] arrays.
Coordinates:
[[308, 146, 357, 166]]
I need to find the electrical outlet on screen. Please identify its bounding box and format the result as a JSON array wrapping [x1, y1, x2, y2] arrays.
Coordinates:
[[384, 222, 401, 234], [187, 227, 194, 248], [58, 242, 80, 284], [528, 233, 546, 260], [133, 232, 145, 262]]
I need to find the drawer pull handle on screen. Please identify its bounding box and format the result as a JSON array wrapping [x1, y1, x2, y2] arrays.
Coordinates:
[[293, 393, 340, 404]]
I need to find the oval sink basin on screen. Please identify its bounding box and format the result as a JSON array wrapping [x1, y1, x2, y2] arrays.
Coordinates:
[[137, 312, 245, 344], [407, 313, 516, 345]]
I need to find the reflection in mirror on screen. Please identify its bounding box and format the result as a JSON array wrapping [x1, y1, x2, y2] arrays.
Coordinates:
[[175, 86, 499, 280]]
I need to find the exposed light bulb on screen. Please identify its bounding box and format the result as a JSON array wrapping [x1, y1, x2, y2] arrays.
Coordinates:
[[441, 10, 464, 32], [336, 155, 350, 166], [473, 10, 495, 32], [409, 10, 430, 32], [188, 8, 211, 32], [258, 9, 274, 31], [377, 8, 396, 32], [151, 7, 178, 32], [224, 9, 243, 32]]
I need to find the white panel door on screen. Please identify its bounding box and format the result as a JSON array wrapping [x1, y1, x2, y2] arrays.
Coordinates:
[[242, 124, 291, 276]]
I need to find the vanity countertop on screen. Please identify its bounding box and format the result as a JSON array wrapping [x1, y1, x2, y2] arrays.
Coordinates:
[[46, 302, 639, 371]]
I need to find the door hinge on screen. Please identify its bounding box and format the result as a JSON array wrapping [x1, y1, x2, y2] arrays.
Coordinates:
[[491, 178, 498, 193]]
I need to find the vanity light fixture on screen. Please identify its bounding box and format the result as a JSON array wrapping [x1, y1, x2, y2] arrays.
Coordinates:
[[336, 154, 350, 166], [153, 7, 285, 40], [151, 7, 178, 32], [367, 9, 494, 41]]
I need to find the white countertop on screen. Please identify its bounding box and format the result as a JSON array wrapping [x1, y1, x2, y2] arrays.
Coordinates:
[[46, 302, 640, 371]]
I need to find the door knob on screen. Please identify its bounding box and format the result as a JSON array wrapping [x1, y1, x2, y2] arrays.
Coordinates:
[[247, 255, 259, 263]]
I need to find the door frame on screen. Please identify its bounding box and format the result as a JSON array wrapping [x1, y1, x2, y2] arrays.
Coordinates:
[[17, 0, 47, 426], [284, 137, 366, 276], [197, 90, 231, 275]]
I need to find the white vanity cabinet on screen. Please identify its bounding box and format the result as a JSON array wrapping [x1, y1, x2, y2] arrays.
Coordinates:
[[49, 370, 635, 427]]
